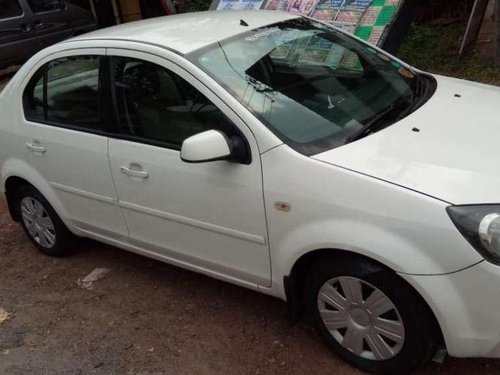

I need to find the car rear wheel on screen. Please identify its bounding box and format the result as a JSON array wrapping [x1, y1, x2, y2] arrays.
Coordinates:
[[16, 185, 73, 256], [304, 255, 436, 374]]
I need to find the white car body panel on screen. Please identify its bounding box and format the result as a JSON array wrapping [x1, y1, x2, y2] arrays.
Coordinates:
[[106, 48, 271, 286], [1, 157, 72, 224], [109, 138, 271, 286], [403, 261, 500, 358], [314, 75, 500, 204], [260, 145, 483, 284], [73, 10, 297, 55], [16, 48, 129, 239], [180, 130, 232, 162], [1, 10, 500, 362], [21, 125, 129, 239]]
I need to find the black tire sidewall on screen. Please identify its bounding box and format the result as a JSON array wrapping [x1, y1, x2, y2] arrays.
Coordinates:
[[304, 256, 435, 374], [16, 185, 72, 256]]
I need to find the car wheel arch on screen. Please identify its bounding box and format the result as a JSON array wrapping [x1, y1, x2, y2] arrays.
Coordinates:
[[5, 175, 29, 221], [284, 248, 445, 348], [3, 169, 71, 232]]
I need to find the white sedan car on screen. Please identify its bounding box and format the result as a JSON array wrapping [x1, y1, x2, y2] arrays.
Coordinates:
[[1, 10, 500, 374]]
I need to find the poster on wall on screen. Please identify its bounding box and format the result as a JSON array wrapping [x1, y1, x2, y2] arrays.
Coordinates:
[[354, 0, 402, 45], [284, 0, 321, 16], [216, 0, 264, 10], [263, 0, 290, 12], [305, 0, 371, 28], [210, 0, 409, 51]]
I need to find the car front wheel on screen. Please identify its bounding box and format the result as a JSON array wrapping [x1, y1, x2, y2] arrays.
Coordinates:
[[304, 255, 436, 374]]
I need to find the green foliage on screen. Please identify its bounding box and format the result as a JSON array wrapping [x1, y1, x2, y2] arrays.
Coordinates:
[[186, 0, 212, 12], [397, 24, 500, 86]]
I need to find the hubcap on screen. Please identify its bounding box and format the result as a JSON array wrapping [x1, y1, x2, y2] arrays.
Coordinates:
[[21, 197, 56, 249], [317, 276, 405, 361]]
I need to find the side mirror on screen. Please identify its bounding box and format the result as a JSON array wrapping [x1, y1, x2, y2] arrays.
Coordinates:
[[180, 130, 232, 163]]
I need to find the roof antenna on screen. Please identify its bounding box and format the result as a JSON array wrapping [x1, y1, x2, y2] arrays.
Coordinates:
[[240, 19, 249, 27]]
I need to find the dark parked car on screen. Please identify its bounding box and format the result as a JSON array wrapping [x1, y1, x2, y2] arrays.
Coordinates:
[[0, 0, 96, 69]]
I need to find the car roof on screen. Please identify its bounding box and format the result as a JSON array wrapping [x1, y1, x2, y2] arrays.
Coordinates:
[[72, 10, 298, 55]]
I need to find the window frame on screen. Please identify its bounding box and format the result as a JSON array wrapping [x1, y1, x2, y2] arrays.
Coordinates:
[[25, 0, 66, 15], [22, 51, 111, 136], [109, 55, 185, 151], [0, 0, 24, 20], [21, 47, 255, 165], [106, 48, 253, 163]]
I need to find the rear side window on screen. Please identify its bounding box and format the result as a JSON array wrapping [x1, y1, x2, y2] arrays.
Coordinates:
[[0, 0, 22, 19], [23, 55, 102, 131], [26, 0, 65, 13]]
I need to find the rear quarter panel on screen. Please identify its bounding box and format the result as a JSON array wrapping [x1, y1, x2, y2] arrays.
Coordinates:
[[0, 75, 19, 193]]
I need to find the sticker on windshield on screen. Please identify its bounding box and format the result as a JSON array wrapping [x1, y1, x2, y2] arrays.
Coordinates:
[[199, 56, 211, 65], [245, 27, 281, 42]]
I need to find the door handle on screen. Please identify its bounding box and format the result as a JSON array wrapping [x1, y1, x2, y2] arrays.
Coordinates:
[[21, 23, 31, 32], [120, 166, 148, 179], [26, 142, 46, 154], [34, 21, 44, 30]]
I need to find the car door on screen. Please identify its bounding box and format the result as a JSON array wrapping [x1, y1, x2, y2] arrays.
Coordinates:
[[107, 49, 271, 286], [23, 0, 73, 50], [21, 50, 129, 239], [0, 0, 37, 67]]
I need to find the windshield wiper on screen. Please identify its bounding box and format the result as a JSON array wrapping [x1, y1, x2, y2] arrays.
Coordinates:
[[345, 93, 414, 144], [411, 72, 427, 98]]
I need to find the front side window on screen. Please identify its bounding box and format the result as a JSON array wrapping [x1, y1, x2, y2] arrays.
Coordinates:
[[24, 55, 101, 130], [110, 57, 238, 149], [0, 0, 22, 19], [26, 0, 65, 13], [189, 18, 435, 155]]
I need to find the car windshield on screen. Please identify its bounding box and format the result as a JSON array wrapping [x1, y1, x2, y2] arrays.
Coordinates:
[[188, 18, 433, 155]]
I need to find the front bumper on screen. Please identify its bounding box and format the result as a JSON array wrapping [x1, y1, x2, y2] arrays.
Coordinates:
[[402, 261, 500, 358]]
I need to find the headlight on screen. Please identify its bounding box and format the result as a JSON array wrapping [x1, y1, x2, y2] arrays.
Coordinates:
[[447, 205, 500, 264]]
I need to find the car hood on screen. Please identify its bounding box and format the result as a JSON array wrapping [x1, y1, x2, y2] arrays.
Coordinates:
[[313, 75, 500, 205]]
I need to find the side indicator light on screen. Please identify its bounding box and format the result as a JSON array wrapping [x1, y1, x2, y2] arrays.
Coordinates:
[[274, 201, 291, 212]]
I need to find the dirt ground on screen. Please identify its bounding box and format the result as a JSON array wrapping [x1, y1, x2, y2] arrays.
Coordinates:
[[2, 75, 500, 375], [2, 202, 500, 375]]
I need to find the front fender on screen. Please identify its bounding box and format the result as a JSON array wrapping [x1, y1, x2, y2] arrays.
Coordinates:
[[269, 216, 483, 299], [275, 219, 439, 275], [262, 146, 483, 297]]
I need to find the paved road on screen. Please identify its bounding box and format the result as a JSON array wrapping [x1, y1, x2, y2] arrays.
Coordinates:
[[1, 198, 500, 375]]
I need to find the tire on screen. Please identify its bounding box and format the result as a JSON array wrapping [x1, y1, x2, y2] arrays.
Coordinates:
[[304, 255, 435, 374], [16, 185, 74, 257]]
